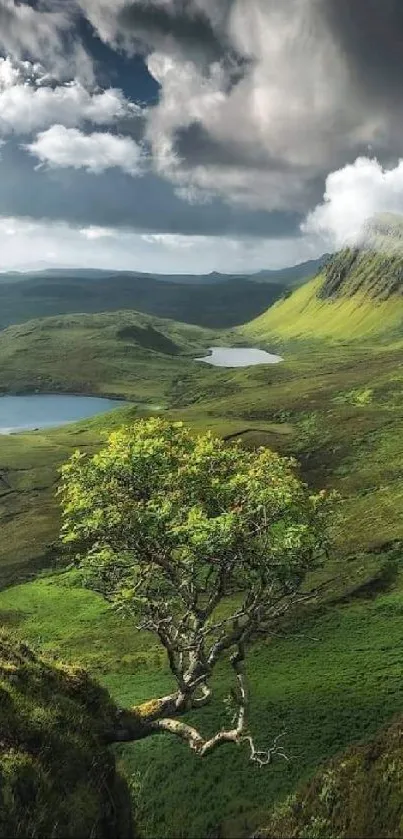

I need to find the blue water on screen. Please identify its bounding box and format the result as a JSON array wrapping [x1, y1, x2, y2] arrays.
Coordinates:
[[195, 347, 283, 368], [0, 394, 126, 434]]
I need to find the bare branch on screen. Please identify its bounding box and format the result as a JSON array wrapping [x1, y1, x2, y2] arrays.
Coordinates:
[[243, 731, 290, 767]]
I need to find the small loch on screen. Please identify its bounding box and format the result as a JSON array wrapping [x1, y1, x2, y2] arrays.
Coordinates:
[[0, 394, 126, 434], [195, 347, 283, 368]]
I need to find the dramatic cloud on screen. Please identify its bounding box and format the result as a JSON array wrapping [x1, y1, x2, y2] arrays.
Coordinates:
[[1, 1, 403, 269], [74, 0, 403, 215], [77, 0, 240, 67], [0, 140, 298, 239], [303, 157, 403, 248], [132, 0, 390, 210], [321, 0, 403, 106], [26, 125, 144, 175]]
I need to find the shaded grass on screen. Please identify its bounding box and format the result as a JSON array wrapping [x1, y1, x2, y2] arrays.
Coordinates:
[[2, 565, 403, 838], [0, 630, 133, 838], [259, 713, 403, 839]]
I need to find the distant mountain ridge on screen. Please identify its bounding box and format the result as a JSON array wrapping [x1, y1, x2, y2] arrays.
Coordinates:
[[0, 257, 325, 331], [0, 255, 327, 286]]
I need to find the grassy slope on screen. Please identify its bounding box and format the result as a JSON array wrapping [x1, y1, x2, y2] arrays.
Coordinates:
[[244, 275, 403, 341], [0, 408, 139, 588], [2, 303, 403, 582], [1, 335, 403, 836], [259, 714, 403, 838]]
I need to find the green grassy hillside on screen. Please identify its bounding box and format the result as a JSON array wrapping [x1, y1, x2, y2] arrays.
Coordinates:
[[258, 712, 403, 838], [1, 303, 403, 588], [244, 275, 403, 341], [243, 216, 403, 341], [2, 237, 403, 837], [0, 631, 133, 838], [0, 310, 213, 400]]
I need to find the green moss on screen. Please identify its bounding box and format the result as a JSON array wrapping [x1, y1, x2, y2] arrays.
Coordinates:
[[0, 632, 133, 838]]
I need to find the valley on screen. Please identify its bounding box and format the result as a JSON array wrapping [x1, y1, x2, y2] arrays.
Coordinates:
[[0, 259, 323, 332], [2, 242, 403, 838]]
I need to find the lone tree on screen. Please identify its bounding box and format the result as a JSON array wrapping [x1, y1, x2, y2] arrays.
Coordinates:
[[59, 418, 331, 763]]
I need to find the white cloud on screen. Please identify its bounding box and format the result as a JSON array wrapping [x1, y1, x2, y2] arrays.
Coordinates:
[[302, 157, 403, 248], [0, 215, 320, 274], [25, 125, 144, 175], [75, 0, 128, 48], [0, 57, 139, 136]]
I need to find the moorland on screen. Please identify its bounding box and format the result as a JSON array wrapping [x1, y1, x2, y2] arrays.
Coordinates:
[[2, 226, 403, 838]]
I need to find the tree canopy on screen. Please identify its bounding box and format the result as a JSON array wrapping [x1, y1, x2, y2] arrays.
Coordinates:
[[59, 418, 332, 761]]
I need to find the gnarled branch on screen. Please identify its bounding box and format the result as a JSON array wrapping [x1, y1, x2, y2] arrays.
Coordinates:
[[109, 642, 288, 767]]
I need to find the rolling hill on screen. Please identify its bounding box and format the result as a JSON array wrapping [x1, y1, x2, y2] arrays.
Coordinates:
[[0, 310, 214, 399]]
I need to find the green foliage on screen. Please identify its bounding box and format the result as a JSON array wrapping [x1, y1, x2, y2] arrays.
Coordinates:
[[0, 632, 133, 838], [59, 417, 329, 632], [2, 244, 403, 836], [333, 388, 374, 407]]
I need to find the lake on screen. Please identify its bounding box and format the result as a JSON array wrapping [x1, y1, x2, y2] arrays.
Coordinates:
[[195, 347, 283, 368], [0, 394, 126, 434]]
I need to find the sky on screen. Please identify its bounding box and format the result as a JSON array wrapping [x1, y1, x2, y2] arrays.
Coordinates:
[[2, 0, 403, 272]]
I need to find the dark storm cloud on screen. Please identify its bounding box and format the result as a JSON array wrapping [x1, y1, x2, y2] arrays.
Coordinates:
[[322, 0, 403, 103], [119, 1, 226, 59], [0, 142, 301, 238], [114, 0, 247, 79], [6, 0, 403, 238], [174, 122, 306, 173]]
